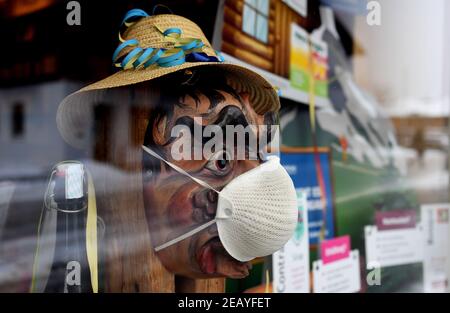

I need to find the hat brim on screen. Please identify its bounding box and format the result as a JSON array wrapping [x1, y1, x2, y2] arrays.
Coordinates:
[[57, 61, 280, 148]]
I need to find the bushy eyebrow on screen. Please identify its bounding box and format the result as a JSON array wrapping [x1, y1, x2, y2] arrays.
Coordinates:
[[179, 87, 243, 111]]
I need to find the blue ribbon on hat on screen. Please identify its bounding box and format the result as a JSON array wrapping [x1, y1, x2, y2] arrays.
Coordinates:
[[113, 8, 224, 70]]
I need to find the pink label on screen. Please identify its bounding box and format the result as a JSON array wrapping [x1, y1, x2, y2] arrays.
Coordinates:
[[320, 235, 350, 264], [375, 210, 416, 230]]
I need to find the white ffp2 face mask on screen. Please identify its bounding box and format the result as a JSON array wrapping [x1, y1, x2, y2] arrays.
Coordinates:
[[142, 145, 298, 262]]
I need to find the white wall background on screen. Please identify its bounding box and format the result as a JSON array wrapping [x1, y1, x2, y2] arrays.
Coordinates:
[[353, 0, 449, 117]]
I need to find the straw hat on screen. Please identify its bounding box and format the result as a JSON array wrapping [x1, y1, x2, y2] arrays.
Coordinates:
[[57, 9, 280, 148]]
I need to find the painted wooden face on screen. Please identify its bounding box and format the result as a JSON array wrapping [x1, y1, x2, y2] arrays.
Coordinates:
[[142, 86, 275, 279]]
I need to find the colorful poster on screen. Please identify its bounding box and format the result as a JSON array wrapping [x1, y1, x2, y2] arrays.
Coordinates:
[[280, 148, 335, 245], [365, 210, 424, 268], [313, 236, 361, 293], [273, 191, 310, 293], [290, 24, 328, 97], [421, 203, 449, 293], [290, 24, 310, 93], [310, 37, 328, 98]]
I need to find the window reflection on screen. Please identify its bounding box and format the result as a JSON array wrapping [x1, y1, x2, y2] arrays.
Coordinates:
[[242, 0, 269, 43]]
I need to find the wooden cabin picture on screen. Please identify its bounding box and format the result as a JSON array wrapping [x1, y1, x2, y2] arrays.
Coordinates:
[[219, 0, 319, 78]]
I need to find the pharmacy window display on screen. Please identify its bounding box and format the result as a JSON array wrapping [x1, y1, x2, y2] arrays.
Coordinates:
[[0, 0, 449, 296]]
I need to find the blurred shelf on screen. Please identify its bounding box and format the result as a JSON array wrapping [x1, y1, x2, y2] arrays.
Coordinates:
[[221, 52, 331, 108]]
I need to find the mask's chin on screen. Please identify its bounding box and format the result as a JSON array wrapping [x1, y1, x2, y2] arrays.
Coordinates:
[[196, 236, 252, 279]]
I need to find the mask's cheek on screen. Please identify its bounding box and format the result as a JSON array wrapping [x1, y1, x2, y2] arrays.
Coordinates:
[[142, 183, 169, 245], [167, 184, 196, 228], [156, 231, 213, 278], [143, 183, 165, 217], [145, 175, 195, 225], [156, 238, 193, 275]]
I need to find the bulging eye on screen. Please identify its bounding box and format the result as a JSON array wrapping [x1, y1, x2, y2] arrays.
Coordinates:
[[205, 150, 232, 175]]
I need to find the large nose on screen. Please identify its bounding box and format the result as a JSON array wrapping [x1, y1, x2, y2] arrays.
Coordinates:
[[192, 189, 218, 221]]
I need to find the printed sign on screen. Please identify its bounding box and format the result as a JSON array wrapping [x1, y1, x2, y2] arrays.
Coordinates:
[[290, 24, 328, 97], [310, 37, 328, 98], [375, 210, 417, 231], [290, 24, 310, 93], [280, 149, 335, 246], [365, 210, 423, 268], [273, 191, 310, 293], [313, 236, 361, 293], [282, 0, 307, 17], [421, 203, 449, 293], [321, 235, 350, 264]]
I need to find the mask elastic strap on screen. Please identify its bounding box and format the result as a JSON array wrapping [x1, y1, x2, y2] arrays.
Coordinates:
[[154, 219, 216, 252], [142, 145, 220, 194]]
